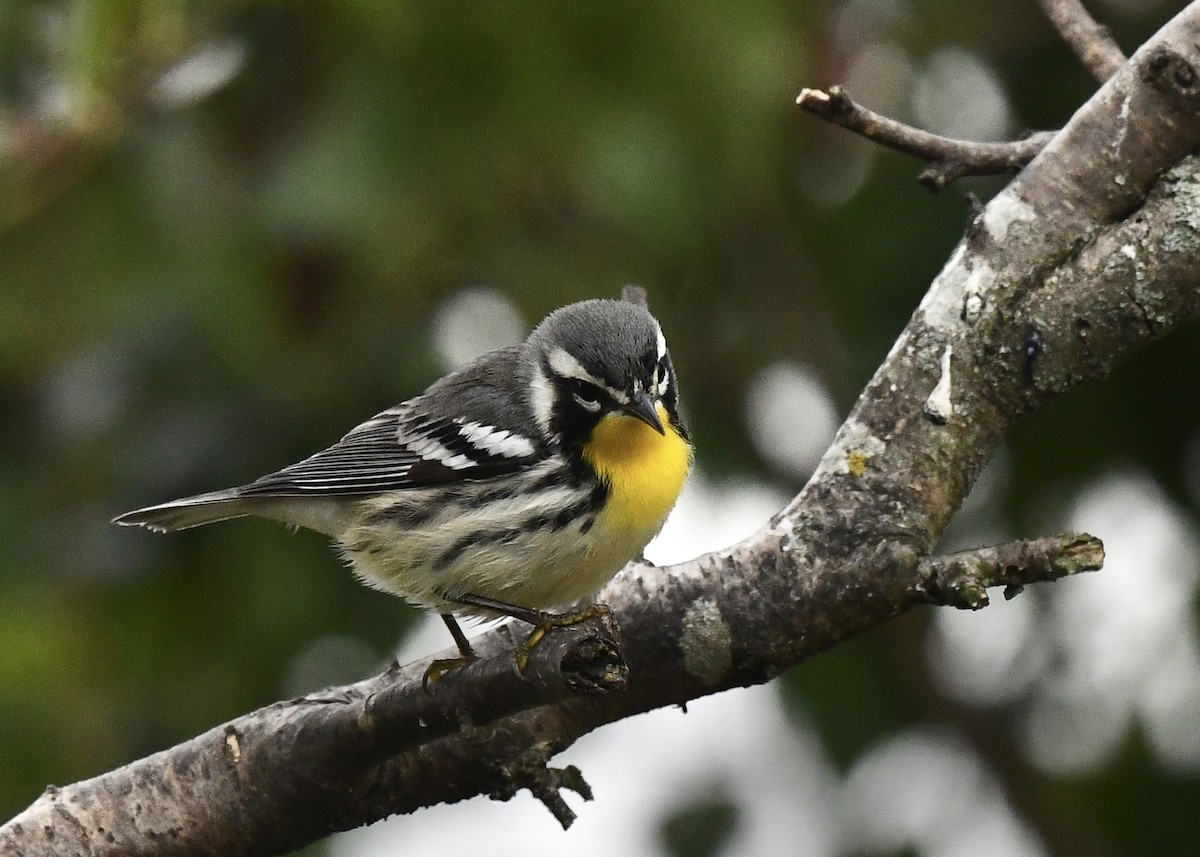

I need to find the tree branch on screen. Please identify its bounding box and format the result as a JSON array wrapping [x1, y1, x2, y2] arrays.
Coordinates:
[[7, 4, 1200, 856], [918, 532, 1104, 609], [0, 615, 623, 856], [795, 85, 1055, 190], [1036, 0, 1127, 82]]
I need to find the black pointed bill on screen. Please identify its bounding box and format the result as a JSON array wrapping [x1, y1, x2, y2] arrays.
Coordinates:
[[622, 392, 665, 434]]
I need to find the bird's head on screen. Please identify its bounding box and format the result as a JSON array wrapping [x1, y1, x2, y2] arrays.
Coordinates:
[[525, 299, 685, 450]]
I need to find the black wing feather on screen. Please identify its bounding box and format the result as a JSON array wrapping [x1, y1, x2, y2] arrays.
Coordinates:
[[236, 350, 545, 499]]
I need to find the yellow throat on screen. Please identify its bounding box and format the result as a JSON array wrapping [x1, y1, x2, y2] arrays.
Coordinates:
[[583, 403, 692, 534]]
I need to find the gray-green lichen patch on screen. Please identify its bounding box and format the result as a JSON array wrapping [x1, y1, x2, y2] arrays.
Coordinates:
[[982, 188, 1037, 243], [681, 598, 733, 686], [814, 419, 887, 480]]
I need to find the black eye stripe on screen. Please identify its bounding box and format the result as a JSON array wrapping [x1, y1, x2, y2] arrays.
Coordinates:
[[567, 377, 602, 403]]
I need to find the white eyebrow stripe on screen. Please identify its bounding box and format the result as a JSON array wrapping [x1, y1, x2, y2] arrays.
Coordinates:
[[546, 346, 628, 403], [547, 346, 604, 386], [655, 323, 667, 361]]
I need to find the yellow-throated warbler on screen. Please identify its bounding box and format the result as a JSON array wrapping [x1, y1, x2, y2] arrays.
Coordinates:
[[114, 298, 692, 673]]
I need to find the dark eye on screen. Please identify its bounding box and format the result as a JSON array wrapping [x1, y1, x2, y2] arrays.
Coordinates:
[[653, 357, 670, 390], [568, 379, 603, 412]]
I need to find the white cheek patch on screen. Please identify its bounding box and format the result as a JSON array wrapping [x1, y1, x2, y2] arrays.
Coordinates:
[[456, 420, 536, 458], [529, 364, 556, 434], [654, 323, 672, 395]]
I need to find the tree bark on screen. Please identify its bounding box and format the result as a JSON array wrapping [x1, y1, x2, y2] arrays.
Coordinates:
[[5, 4, 1200, 856]]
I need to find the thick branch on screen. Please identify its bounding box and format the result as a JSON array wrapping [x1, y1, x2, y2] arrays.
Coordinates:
[[1036, 0, 1127, 81], [6, 5, 1200, 856], [0, 615, 623, 857], [795, 85, 1054, 189]]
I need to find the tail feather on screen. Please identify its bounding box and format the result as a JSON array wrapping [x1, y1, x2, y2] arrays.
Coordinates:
[[112, 489, 250, 533]]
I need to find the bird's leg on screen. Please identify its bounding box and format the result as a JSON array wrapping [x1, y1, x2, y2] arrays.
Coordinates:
[[453, 593, 611, 673], [422, 613, 478, 692]]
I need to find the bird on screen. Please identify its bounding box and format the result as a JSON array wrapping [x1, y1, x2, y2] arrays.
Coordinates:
[[114, 297, 693, 681]]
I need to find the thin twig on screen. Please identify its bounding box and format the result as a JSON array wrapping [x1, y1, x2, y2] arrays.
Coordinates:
[[795, 85, 1055, 190], [1036, 0, 1127, 82], [918, 533, 1104, 609]]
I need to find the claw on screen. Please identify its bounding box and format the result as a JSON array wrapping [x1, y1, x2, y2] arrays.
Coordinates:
[[422, 654, 475, 693], [514, 603, 611, 673], [423, 612, 478, 693], [440, 596, 613, 680]]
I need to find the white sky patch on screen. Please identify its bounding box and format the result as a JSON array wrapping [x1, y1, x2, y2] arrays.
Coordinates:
[[796, 143, 876, 210], [841, 729, 1047, 857], [744, 362, 839, 479], [923, 345, 954, 424], [433, 287, 525, 370], [843, 40, 914, 116], [1141, 642, 1200, 772], [151, 39, 246, 107], [912, 46, 1012, 142], [644, 469, 789, 565], [39, 343, 130, 443], [1020, 470, 1200, 774], [925, 466, 1200, 776], [928, 592, 1044, 706]]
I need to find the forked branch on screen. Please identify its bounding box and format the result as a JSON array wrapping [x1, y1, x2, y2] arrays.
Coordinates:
[[795, 85, 1054, 189]]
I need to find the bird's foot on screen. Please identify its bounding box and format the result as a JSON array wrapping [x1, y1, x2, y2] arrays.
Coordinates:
[[423, 612, 478, 693], [422, 654, 476, 693], [449, 594, 613, 676], [515, 603, 611, 673]]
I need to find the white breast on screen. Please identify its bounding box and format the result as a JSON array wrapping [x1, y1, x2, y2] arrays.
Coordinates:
[[334, 466, 648, 617]]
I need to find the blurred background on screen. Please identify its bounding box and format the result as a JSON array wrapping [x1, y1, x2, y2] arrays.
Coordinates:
[[1, 0, 1198, 855]]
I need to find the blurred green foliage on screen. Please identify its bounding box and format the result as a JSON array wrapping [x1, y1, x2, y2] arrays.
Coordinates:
[[1, 1, 1197, 855]]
